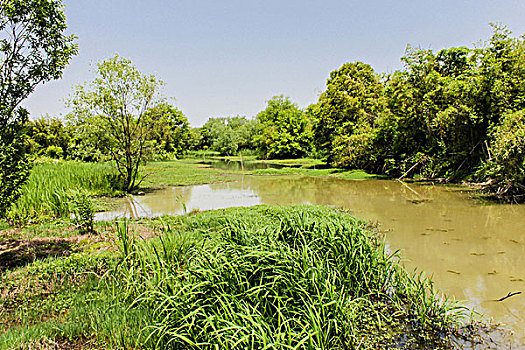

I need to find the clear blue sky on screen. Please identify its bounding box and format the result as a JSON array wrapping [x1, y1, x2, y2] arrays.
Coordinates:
[[24, 0, 525, 126]]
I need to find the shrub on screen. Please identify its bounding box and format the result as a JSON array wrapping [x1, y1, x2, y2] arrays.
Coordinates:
[[482, 109, 525, 199]]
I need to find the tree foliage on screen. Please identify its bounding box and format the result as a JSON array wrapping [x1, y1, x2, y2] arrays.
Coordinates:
[[26, 116, 71, 159], [312, 25, 525, 199], [68, 55, 166, 192], [197, 116, 257, 155], [144, 102, 190, 157], [0, 0, 77, 215], [313, 62, 384, 161], [481, 110, 525, 197], [312, 62, 385, 168], [255, 95, 311, 159]]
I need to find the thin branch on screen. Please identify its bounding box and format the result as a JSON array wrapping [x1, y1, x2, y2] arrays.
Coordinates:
[[496, 291, 522, 302]]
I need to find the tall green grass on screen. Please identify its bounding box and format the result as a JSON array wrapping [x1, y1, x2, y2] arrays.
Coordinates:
[[105, 205, 466, 349], [8, 160, 122, 222], [0, 205, 470, 348]]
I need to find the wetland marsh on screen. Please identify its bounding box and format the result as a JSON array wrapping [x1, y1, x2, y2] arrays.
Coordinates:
[[99, 161, 525, 344]]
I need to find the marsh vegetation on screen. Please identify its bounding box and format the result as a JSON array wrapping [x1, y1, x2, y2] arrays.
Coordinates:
[[1, 205, 484, 349], [1, 0, 524, 347]]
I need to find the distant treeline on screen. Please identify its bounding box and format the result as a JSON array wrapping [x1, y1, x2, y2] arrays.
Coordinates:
[[28, 25, 523, 200]]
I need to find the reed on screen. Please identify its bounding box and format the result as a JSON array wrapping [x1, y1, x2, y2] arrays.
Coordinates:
[[8, 160, 122, 222]]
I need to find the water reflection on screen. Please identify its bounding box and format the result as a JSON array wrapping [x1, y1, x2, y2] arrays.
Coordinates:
[[96, 175, 525, 343], [201, 159, 287, 171]]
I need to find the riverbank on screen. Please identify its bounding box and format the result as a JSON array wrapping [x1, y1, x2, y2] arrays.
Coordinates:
[[2, 158, 497, 225], [1, 160, 522, 348], [193, 156, 519, 202], [3, 159, 234, 224], [184, 155, 382, 179], [0, 205, 492, 349]]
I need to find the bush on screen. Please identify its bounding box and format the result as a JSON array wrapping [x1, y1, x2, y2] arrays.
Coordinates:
[[67, 189, 95, 234], [482, 110, 525, 199]]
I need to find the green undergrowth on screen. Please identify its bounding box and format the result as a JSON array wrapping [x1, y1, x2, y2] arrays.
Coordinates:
[[141, 160, 232, 188], [8, 160, 123, 223], [1, 205, 470, 349], [0, 252, 115, 346], [0, 220, 113, 242]]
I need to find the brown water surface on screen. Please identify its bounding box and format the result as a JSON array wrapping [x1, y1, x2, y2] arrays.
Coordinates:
[[96, 175, 525, 344]]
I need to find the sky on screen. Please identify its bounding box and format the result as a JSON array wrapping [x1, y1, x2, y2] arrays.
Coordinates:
[[23, 0, 525, 127]]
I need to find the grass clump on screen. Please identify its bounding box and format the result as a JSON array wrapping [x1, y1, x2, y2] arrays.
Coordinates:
[[106, 205, 465, 349]]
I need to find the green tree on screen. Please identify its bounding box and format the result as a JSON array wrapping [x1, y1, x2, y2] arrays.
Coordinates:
[[68, 55, 166, 192], [380, 46, 483, 177], [26, 116, 71, 158], [482, 110, 525, 199], [255, 96, 311, 159], [313, 62, 384, 166], [145, 102, 190, 157], [0, 0, 77, 215], [198, 116, 257, 155], [380, 26, 524, 178]]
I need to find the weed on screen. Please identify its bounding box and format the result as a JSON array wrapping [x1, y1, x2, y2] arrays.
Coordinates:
[[66, 190, 95, 235]]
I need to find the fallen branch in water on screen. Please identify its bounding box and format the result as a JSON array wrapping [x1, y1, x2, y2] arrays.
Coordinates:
[[496, 291, 522, 302], [397, 179, 425, 198], [398, 162, 420, 181]]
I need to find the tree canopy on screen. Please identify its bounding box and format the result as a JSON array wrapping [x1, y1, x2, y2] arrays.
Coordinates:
[[0, 0, 77, 215], [255, 95, 312, 159], [68, 55, 167, 192], [310, 24, 525, 199], [197, 116, 257, 155]]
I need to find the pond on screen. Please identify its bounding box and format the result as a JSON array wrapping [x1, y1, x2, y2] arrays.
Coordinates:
[[96, 172, 525, 344]]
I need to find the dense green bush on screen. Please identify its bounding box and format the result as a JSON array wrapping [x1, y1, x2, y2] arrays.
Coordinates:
[[255, 95, 312, 159], [481, 110, 525, 198]]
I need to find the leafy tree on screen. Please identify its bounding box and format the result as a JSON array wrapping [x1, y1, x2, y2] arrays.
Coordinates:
[[198, 116, 257, 155], [26, 116, 71, 158], [145, 102, 190, 157], [68, 55, 166, 192], [379, 46, 483, 177], [312, 62, 384, 167], [482, 110, 525, 199], [0, 0, 77, 215], [312, 24, 525, 193], [255, 96, 311, 159], [379, 26, 524, 178], [66, 113, 111, 162]]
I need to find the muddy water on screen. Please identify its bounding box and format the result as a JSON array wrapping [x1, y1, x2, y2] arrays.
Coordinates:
[[97, 175, 525, 343]]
